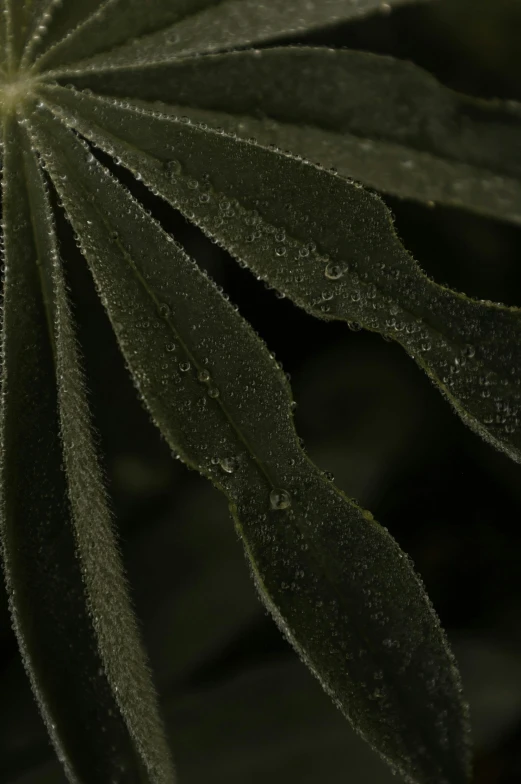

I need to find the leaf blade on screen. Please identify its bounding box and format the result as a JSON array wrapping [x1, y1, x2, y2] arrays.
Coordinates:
[[0, 113, 174, 783], [52, 47, 521, 226], [36, 0, 432, 73], [30, 102, 472, 784], [42, 85, 521, 466]]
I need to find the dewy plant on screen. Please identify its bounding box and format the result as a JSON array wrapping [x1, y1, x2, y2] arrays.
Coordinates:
[[0, 1, 519, 783]]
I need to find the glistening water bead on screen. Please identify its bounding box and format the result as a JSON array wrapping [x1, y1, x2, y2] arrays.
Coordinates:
[[325, 263, 344, 280], [219, 457, 238, 474], [270, 488, 292, 510], [158, 303, 171, 318]]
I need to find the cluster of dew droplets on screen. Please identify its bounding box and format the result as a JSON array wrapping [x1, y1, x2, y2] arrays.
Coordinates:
[[151, 127, 396, 327]]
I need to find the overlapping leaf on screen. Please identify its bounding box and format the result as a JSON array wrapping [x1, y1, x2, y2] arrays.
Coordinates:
[[0, 114, 174, 783], [28, 101, 472, 784], [53, 47, 521, 226], [32, 0, 429, 73], [40, 85, 521, 465]]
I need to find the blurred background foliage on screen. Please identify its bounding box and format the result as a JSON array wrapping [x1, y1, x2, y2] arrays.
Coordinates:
[[1, 0, 521, 782]]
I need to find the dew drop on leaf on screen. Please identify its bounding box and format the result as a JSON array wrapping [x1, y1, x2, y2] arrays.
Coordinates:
[[164, 159, 182, 176], [324, 263, 344, 280], [197, 369, 211, 383], [270, 488, 292, 510], [207, 385, 220, 398], [158, 303, 170, 318], [179, 361, 191, 372], [219, 456, 238, 474]]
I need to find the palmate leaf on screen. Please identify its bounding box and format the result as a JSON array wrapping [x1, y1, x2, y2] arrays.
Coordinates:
[[0, 115, 174, 783], [27, 102, 472, 784], [52, 47, 521, 226], [30, 0, 430, 73], [40, 86, 521, 466]]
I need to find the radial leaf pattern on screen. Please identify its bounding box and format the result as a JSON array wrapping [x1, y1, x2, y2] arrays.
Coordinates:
[[4, 1, 516, 783]]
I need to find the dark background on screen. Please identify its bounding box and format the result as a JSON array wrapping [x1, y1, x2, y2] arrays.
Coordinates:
[[1, 0, 521, 782]]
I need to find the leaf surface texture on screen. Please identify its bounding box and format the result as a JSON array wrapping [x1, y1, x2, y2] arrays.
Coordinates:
[[41, 85, 521, 465], [52, 47, 521, 226], [0, 113, 174, 783], [33, 0, 429, 72], [26, 101, 473, 784]]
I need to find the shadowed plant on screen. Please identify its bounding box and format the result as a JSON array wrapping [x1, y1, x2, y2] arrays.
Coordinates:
[[1, 1, 519, 783]]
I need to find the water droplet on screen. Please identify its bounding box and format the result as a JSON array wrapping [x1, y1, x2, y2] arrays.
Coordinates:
[[270, 488, 291, 510], [275, 246, 286, 257], [208, 385, 220, 398], [158, 303, 171, 318], [165, 342, 176, 352], [325, 263, 344, 280], [197, 369, 210, 383], [163, 158, 183, 176], [179, 361, 191, 372], [321, 290, 334, 302], [220, 456, 237, 474]]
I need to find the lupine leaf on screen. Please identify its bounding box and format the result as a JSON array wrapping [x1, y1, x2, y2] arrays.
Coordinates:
[[5, 0, 54, 67], [0, 114, 174, 783], [20, 0, 105, 69], [29, 102, 472, 784], [0, 1, 6, 71], [34, 0, 431, 74], [54, 47, 521, 226], [40, 86, 521, 466]]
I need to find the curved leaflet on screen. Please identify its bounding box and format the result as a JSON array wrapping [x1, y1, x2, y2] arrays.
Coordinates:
[[0, 114, 174, 783], [28, 102, 471, 784], [51, 47, 521, 226], [32, 0, 430, 73], [39, 85, 521, 465]]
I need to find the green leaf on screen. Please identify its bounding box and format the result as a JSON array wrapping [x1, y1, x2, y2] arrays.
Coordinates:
[[40, 85, 521, 466], [35, 0, 432, 73], [2, 0, 24, 70], [0, 114, 174, 783], [4, 0, 57, 68], [55, 47, 521, 226], [30, 102, 472, 784], [20, 0, 105, 69]]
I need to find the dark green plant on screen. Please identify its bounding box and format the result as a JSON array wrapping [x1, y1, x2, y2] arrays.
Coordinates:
[[0, 1, 519, 782]]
